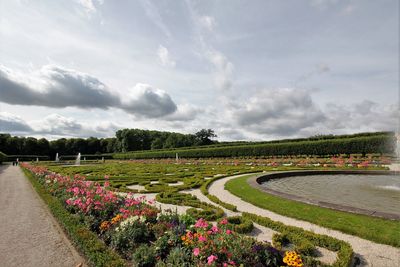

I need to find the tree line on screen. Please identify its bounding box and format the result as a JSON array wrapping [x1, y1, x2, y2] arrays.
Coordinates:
[[0, 128, 217, 158]]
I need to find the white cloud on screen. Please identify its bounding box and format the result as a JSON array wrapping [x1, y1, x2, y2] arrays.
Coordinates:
[[164, 104, 201, 121], [229, 88, 326, 136], [341, 4, 355, 15], [0, 112, 32, 133], [121, 83, 177, 118], [157, 45, 176, 67], [199, 16, 216, 32], [140, 0, 171, 38], [0, 64, 119, 108], [0, 64, 178, 118], [309, 0, 339, 8], [206, 49, 234, 91]]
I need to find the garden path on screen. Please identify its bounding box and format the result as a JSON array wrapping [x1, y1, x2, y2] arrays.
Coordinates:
[[208, 174, 400, 267], [0, 165, 84, 267]]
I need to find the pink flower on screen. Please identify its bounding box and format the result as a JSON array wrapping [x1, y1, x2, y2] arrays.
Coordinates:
[[226, 229, 232, 235], [207, 255, 218, 265], [194, 218, 208, 229], [193, 247, 200, 256], [198, 235, 207, 242], [211, 225, 219, 233], [220, 218, 228, 225], [72, 187, 80, 195]]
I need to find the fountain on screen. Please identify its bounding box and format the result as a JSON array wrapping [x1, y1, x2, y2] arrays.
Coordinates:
[[389, 133, 400, 172], [75, 153, 81, 166], [36, 157, 39, 162], [176, 153, 179, 163], [55, 153, 59, 162]]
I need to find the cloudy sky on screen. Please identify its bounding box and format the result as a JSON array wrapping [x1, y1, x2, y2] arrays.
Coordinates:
[[0, 0, 398, 140]]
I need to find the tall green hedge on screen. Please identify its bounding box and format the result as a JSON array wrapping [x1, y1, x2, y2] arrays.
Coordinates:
[[0, 151, 7, 163], [114, 134, 394, 159]]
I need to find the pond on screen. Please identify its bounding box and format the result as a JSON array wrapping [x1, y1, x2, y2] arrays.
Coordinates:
[[262, 174, 400, 216]]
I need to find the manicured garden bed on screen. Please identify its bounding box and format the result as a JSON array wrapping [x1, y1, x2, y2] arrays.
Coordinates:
[[21, 163, 303, 267]]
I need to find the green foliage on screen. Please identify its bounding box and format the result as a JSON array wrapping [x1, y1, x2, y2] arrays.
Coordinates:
[[111, 220, 153, 258], [22, 169, 126, 267], [0, 151, 7, 163], [156, 192, 224, 221], [132, 245, 156, 267], [114, 133, 394, 159], [243, 213, 353, 267], [158, 247, 194, 267], [272, 232, 316, 256], [220, 216, 254, 234]]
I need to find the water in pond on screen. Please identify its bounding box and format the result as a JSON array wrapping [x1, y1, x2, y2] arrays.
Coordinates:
[[262, 174, 400, 216]]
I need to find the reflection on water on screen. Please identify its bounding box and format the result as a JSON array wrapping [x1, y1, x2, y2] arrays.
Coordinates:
[[262, 174, 400, 216]]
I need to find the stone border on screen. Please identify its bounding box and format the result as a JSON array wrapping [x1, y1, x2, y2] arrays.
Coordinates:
[[248, 170, 400, 220]]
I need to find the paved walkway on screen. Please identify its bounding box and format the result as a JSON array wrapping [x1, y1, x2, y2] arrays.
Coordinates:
[[208, 174, 400, 267], [0, 165, 84, 267]]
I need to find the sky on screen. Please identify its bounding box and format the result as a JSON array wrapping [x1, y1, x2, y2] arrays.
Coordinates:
[[0, 0, 398, 141]]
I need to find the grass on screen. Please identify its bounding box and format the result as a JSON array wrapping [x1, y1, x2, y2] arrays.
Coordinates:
[[225, 174, 400, 247]]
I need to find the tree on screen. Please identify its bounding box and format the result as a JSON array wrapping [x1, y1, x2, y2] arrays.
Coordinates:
[[195, 129, 217, 146]]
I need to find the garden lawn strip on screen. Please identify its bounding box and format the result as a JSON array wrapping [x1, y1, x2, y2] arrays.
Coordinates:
[[215, 173, 400, 266], [0, 165, 84, 267]]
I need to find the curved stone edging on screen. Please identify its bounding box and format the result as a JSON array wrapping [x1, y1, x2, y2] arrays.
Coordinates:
[[248, 170, 400, 220]]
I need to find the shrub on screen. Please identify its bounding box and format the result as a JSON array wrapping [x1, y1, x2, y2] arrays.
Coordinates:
[[219, 216, 254, 234], [160, 247, 194, 267], [243, 212, 353, 267], [111, 220, 153, 258], [132, 244, 156, 267], [0, 151, 7, 163]]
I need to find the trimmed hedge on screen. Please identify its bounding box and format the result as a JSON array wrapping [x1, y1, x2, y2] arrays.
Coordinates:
[[114, 134, 394, 159], [22, 168, 127, 267], [218, 216, 254, 234], [7, 155, 49, 161], [155, 192, 225, 221], [0, 151, 7, 163], [243, 212, 353, 267]]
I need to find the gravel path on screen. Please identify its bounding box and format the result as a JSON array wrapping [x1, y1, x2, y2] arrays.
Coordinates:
[[208, 174, 400, 267], [0, 165, 84, 267]]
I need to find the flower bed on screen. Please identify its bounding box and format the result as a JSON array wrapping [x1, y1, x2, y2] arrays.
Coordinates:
[[21, 163, 300, 267]]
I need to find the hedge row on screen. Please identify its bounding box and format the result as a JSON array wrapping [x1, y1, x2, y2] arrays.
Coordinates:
[[22, 168, 127, 267], [121, 131, 392, 154], [114, 134, 393, 159], [0, 151, 7, 163], [7, 155, 49, 161], [155, 191, 224, 221], [217, 216, 254, 234], [243, 212, 353, 267]]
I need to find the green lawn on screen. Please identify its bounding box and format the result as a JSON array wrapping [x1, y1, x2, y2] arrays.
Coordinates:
[[225, 175, 400, 247]]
